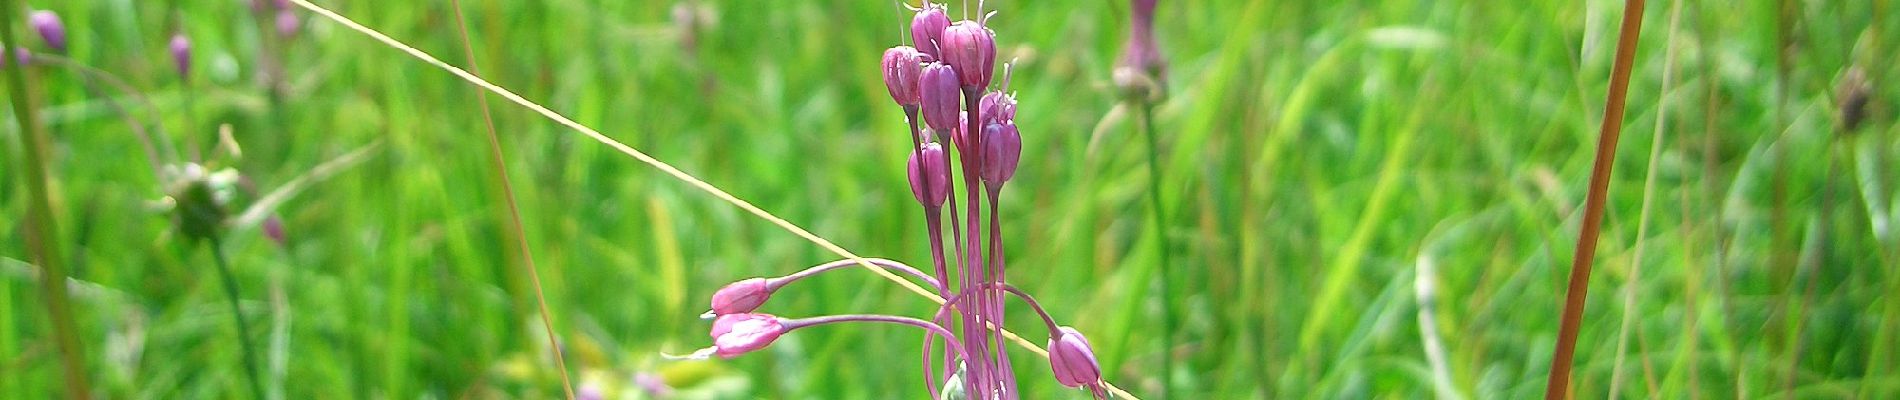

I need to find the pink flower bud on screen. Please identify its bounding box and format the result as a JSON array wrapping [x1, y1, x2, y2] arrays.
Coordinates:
[[909, 3, 951, 59], [907, 143, 950, 208], [978, 91, 1016, 126], [978, 122, 1020, 185], [939, 21, 995, 89], [1047, 326, 1102, 389], [881, 46, 925, 107], [709, 277, 773, 315], [263, 215, 287, 247], [29, 11, 66, 53], [170, 33, 192, 80], [710, 313, 785, 358], [276, 9, 302, 37], [918, 62, 961, 133]]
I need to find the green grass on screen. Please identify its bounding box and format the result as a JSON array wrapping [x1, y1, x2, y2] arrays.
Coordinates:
[[4, 0, 1898, 398]]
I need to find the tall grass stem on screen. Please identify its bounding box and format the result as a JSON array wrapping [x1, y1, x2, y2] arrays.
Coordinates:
[[208, 238, 268, 400]]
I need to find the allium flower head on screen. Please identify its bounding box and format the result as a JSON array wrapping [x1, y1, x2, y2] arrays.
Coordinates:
[[908, 143, 951, 208], [882, 46, 926, 107], [170, 33, 193, 80], [939, 21, 995, 89], [276, 9, 302, 37], [909, 3, 951, 59], [978, 122, 1021, 185], [709, 277, 773, 315], [1046, 326, 1103, 389], [918, 62, 961, 132], [710, 313, 785, 358], [1115, 0, 1167, 100], [29, 11, 66, 53]]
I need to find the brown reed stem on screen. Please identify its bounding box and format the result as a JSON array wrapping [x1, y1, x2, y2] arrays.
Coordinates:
[[447, 0, 574, 397], [1544, 0, 1646, 397]]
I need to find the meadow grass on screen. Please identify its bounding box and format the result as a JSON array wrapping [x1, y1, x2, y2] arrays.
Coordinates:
[[3, 0, 1898, 398]]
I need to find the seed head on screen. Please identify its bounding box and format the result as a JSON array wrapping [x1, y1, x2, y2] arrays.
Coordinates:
[[939, 21, 995, 89], [709, 277, 774, 315], [918, 62, 962, 132], [910, 3, 951, 59], [710, 313, 786, 358], [978, 122, 1021, 185], [29, 11, 66, 53], [170, 33, 192, 80], [908, 143, 951, 208], [882, 46, 926, 107], [1046, 326, 1103, 389]]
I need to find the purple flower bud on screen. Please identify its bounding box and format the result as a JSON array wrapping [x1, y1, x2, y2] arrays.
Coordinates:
[[918, 62, 961, 133], [907, 143, 950, 208], [263, 215, 287, 246], [170, 33, 192, 80], [1047, 326, 1103, 389], [978, 91, 1017, 126], [881, 46, 925, 107], [710, 313, 785, 358], [276, 9, 302, 37], [939, 21, 995, 89], [10, 47, 28, 66], [909, 3, 951, 59], [978, 122, 1020, 185], [709, 277, 773, 315], [29, 11, 66, 53]]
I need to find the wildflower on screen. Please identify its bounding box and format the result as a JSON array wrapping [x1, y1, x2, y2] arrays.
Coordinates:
[[170, 33, 192, 80], [709, 314, 786, 358], [882, 46, 926, 107], [910, 3, 951, 59], [1046, 326, 1103, 391], [709, 277, 773, 315], [977, 122, 1020, 185], [1114, 0, 1167, 101], [978, 91, 1016, 127], [276, 9, 302, 37], [918, 62, 961, 132], [29, 11, 65, 53], [908, 143, 951, 208], [939, 21, 995, 89]]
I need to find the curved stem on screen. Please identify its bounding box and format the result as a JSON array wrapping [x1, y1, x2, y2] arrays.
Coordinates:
[[771, 257, 941, 290], [784, 314, 967, 362], [208, 237, 268, 400]]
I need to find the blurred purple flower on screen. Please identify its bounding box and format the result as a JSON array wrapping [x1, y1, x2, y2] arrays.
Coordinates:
[[29, 11, 66, 53]]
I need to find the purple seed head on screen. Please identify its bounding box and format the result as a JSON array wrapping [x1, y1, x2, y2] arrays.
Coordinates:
[[710, 313, 785, 358], [907, 143, 950, 208], [909, 3, 951, 59], [881, 46, 926, 107], [170, 33, 192, 80], [978, 122, 1021, 185], [939, 21, 995, 89], [29, 11, 66, 53], [1047, 326, 1103, 389], [276, 9, 302, 37], [709, 277, 774, 315], [918, 62, 961, 133]]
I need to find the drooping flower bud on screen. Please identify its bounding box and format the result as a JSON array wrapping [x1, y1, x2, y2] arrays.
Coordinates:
[[1115, 0, 1167, 101], [263, 215, 287, 247], [170, 33, 192, 80], [709, 277, 773, 315], [939, 21, 995, 89], [978, 91, 1017, 126], [918, 62, 961, 132], [710, 313, 785, 358], [909, 3, 951, 59], [882, 46, 926, 107], [908, 143, 950, 208], [29, 11, 66, 53], [978, 122, 1020, 185], [1047, 326, 1103, 389]]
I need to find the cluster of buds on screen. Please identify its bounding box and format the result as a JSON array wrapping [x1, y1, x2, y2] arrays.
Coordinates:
[[1, 9, 66, 68], [679, 2, 1104, 399]]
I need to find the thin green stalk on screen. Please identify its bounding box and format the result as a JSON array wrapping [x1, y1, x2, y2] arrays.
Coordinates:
[[1545, 0, 1647, 397], [1610, 0, 1682, 395], [0, 1, 91, 397], [1137, 100, 1174, 399], [447, 0, 575, 397], [208, 238, 267, 400]]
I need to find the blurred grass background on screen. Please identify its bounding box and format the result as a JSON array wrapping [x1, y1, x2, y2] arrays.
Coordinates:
[[3, 0, 1898, 398]]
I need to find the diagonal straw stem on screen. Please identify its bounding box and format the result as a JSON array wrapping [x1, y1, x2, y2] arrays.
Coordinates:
[[282, 0, 1137, 398], [445, 0, 575, 397]]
